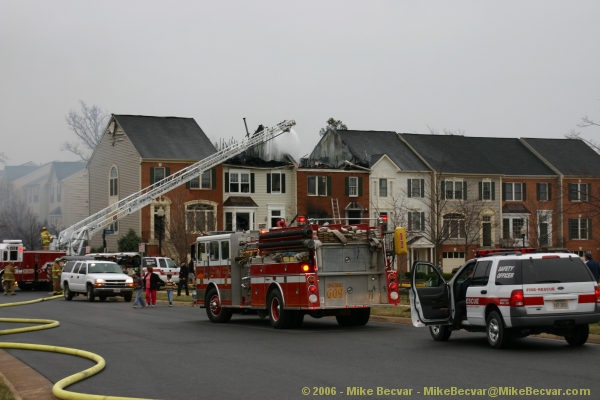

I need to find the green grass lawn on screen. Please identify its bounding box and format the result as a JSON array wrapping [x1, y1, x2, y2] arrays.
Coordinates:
[[0, 376, 15, 400]]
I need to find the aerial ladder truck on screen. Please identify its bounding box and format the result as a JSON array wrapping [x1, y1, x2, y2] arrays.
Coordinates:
[[56, 120, 296, 256]]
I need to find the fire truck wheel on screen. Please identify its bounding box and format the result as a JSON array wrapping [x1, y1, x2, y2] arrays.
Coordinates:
[[86, 285, 96, 302], [257, 310, 268, 319], [267, 289, 293, 329], [429, 325, 451, 341], [206, 287, 232, 323], [64, 285, 74, 301], [353, 308, 370, 326], [335, 315, 355, 327], [290, 311, 304, 329]]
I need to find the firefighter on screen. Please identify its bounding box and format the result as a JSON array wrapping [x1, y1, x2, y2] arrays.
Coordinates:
[[3, 262, 16, 295], [51, 258, 63, 295], [41, 226, 53, 250]]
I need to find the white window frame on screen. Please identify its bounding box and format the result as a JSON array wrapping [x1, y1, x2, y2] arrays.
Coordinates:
[[33, 186, 39, 203], [409, 179, 422, 198], [109, 166, 118, 197], [538, 183, 549, 201], [502, 215, 529, 245], [505, 182, 523, 201], [482, 181, 491, 201], [570, 218, 590, 240], [270, 170, 282, 194], [153, 167, 166, 184], [569, 183, 589, 202], [443, 213, 466, 239], [307, 175, 328, 196], [185, 200, 217, 233], [229, 170, 251, 194], [443, 179, 465, 200], [224, 208, 256, 231], [348, 176, 358, 197], [268, 204, 286, 228], [537, 210, 552, 246], [379, 179, 388, 197], [190, 170, 211, 190]]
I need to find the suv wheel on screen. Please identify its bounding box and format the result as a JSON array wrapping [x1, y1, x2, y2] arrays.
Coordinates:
[[565, 324, 589, 346], [64, 284, 74, 301], [86, 285, 95, 302], [486, 311, 511, 349], [429, 325, 452, 341]]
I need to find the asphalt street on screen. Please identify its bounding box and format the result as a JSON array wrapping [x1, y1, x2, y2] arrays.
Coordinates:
[[1, 291, 599, 400]]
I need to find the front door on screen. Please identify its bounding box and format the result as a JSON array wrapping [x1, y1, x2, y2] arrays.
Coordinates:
[[409, 261, 450, 327]]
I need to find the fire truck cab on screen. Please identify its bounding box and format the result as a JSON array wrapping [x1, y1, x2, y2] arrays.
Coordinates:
[[191, 218, 401, 329]]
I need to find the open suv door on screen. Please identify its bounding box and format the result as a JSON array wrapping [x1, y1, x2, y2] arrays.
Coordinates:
[[409, 261, 451, 327]]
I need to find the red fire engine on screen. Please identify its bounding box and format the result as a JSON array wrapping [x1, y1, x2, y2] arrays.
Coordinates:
[[191, 217, 401, 329], [0, 240, 65, 290]]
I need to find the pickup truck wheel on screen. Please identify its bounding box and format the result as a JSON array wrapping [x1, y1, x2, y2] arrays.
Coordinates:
[[486, 311, 511, 349], [123, 293, 132, 302], [268, 289, 292, 329], [429, 325, 452, 341], [64, 284, 74, 301], [86, 285, 95, 302], [99, 295, 107, 301], [565, 324, 589, 346], [206, 287, 232, 323]]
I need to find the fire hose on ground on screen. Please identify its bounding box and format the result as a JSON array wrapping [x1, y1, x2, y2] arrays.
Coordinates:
[[0, 296, 154, 400]]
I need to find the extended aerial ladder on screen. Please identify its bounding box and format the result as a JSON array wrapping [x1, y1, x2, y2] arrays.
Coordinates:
[[57, 120, 296, 255]]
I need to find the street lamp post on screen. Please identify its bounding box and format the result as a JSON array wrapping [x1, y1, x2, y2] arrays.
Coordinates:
[[156, 206, 165, 255]]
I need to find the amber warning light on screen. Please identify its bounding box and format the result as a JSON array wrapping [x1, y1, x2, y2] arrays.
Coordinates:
[[394, 227, 408, 255]]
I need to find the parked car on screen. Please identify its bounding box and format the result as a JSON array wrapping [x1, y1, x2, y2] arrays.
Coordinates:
[[410, 252, 600, 348], [61, 259, 134, 302], [141, 256, 180, 287]]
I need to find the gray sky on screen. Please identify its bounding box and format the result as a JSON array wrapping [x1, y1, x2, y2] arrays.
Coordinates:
[[2, 0, 600, 166]]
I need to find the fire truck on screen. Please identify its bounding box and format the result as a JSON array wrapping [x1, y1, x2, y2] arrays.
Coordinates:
[[191, 217, 402, 329], [1, 240, 66, 290]]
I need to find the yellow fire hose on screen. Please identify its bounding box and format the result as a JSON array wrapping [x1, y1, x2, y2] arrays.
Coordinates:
[[0, 296, 154, 400]]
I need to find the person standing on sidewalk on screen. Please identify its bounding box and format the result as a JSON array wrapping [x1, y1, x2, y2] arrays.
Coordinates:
[[2, 262, 16, 295], [585, 251, 599, 282], [132, 272, 145, 308], [177, 261, 189, 296]]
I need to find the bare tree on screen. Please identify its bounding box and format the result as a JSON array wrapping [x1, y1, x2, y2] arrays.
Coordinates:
[[0, 180, 42, 249], [62, 100, 110, 161], [319, 118, 348, 136], [0, 152, 8, 164]]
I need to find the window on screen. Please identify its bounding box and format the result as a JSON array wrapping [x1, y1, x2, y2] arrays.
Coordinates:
[[308, 176, 329, 196], [503, 217, 526, 243], [539, 214, 549, 246], [479, 181, 495, 201], [379, 179, 388, 197], [153, 167, 165, 184], [408, 211, 425, 232], [537, 183, 551, 201], [33, 186, 39, 203], [348, 177, 358, 197], [110, 167, 118, 197], [442, 180, 466, 200], [267, 171, 285, 194], [221, 241, 230, 261], [57, 185, 61, 202], [569, 218, 591, 240], [189, 170, 212, 189], [50, 186, 54, 203], [408, 179, 424, 198], [442, 251, 465, 259], [574, 250, 591, 258], [443, 213, 465, 238], [503, 182, 525, 201], [26, 188, 32, 203], [107, 221, 119, 233], [186, 202, 216, 233], [471, 261, 492, 286], [228, 171, 251, 193], [379, 212, 388, 231], [568, 183, 590, 202]]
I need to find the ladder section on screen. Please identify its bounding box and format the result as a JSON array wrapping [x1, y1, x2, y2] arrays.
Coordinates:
[[58, 120, 296, 255], [331, 198, 342, 224]]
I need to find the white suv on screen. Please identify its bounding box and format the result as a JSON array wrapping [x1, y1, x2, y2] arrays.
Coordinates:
[[61, 259, 134, 302], [141, 257, 180, 286], [410, 252, 600, 348]]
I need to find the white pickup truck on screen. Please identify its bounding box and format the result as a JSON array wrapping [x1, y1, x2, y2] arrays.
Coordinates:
[[61, 258, 134, 302]]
